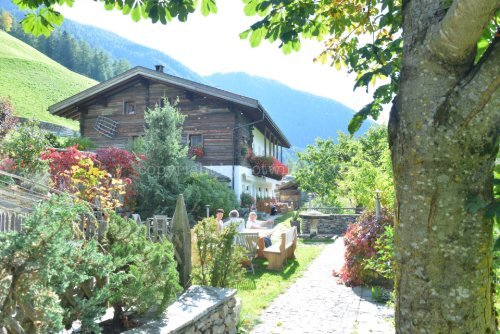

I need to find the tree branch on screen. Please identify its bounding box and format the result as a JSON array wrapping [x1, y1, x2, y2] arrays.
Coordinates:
[[427, 0, 499, 64], [454, 39, 500, 130]]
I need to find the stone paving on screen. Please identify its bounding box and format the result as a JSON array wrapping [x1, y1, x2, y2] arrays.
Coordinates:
[[250, 237, 394, 334]]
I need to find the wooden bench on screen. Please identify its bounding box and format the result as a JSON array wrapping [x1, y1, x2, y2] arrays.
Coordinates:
[[263, 226, 297, 270]]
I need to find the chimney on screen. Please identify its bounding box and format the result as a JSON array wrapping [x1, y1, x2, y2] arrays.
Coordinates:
[[155, 65, 164, 73]]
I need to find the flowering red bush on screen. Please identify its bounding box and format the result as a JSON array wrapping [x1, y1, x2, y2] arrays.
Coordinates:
[[188, 146, 204, 158], [95, 147, 141, 178], [42, 146, 141, 212], [271, 157, 288, 177], [246, 149, 288, 180], [95, 148, 142, 211], [333, 209, 393, 286], [41, 146, 94, 185], [0, 157, 16, 173]]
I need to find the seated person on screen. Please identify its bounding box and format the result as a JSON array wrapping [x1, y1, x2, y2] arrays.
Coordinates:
[[246, 212, 272, 229], [246, 211, 272, 247], [222, 209, 245, 232]]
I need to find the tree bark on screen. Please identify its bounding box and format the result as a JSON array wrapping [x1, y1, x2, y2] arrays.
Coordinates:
[[389, 0, 499, 332]]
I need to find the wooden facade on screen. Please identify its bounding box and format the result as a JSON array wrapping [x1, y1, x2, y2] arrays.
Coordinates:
[[49, 66, 291, 168]]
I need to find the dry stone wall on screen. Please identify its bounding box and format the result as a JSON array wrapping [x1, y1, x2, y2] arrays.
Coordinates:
[[126, 286, 239, 334], [300, 214, 359, 235]]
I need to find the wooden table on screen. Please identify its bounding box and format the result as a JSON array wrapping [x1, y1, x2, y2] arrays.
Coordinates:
[[243, 229, 273, 259]]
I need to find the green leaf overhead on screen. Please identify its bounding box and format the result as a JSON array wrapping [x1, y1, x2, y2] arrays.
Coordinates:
[[12, 0, 211, 36], [237, 0, 403, 132]]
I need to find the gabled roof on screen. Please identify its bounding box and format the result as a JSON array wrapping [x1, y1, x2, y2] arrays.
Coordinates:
[[49, 66, 291, 148]]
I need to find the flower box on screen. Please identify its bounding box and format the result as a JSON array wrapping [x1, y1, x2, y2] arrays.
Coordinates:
[[247, 152, 288, 181]]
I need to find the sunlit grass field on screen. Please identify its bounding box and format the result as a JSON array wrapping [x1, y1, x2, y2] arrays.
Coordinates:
[[0, 31, 96, 129]]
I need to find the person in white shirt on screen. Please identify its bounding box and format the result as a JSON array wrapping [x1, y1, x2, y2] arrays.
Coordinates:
[[215, 208, 224, 233], [222, 210, 245, 232], [246, 211, 272, 229], [246, 212, 273, 247]]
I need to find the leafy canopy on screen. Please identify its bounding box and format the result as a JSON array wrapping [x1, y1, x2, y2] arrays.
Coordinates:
[[184, 172, 238, 220], [295, 126, 393, 208]]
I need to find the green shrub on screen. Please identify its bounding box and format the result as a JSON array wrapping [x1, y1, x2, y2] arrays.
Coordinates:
[[364, 225, 394, 280], [192, 218, 244, 287], [0, 96, 17, 138], [106, 213, 181, 323], [63, 136, 96, 151], [184, 173, 239, 219], [0, 195, 115, 334], [240, 192, 254, 208], [333, 209, 393, 286], [134, 99, 190, 217], [44, 132, 65, 148], [1, 120, 50, 176], [371, 286, 390, 303]]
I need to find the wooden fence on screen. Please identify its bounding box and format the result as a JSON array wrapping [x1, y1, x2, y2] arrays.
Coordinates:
[[0, 209, 25, 233]]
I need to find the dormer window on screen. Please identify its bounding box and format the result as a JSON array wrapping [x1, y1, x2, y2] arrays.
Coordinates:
[[124, 101, 135, 115]]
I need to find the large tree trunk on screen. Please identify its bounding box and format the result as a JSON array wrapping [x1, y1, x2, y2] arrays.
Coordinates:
[[389, 0, 499, 332]]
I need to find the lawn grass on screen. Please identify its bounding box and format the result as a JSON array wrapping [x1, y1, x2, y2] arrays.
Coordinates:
[[0, 31, 97, 129], [233, 211, 331, 332], [235, 240, 327, 332]]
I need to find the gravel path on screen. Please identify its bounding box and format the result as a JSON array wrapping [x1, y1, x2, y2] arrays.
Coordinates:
[[250, 237, 394, 334]]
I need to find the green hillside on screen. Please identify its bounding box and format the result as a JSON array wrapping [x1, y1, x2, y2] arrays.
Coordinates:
[[0, 31, 97, 129]]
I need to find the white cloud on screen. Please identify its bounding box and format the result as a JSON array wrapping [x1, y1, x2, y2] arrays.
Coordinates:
[[58, 0, 390, 123]]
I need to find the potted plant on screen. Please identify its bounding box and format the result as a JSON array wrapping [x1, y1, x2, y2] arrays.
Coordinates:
[[188, 146, 204, 158]]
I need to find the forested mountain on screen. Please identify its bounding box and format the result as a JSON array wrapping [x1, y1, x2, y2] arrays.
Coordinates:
[[207, 73, 372, 149], [1, 7, 131, 82], [60, 19, 207, 84]]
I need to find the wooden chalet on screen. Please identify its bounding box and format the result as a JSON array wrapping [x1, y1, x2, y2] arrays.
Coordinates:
[[49, 65, 291, 199]]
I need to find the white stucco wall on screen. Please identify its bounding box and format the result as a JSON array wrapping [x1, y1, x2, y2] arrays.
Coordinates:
[[205, 165, 282, 201], [252, 128, 267, 156]]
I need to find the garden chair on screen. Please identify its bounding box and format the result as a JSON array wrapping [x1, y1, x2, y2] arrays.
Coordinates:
[[234, 232, 260, 274], [153, 215, 171, 241]]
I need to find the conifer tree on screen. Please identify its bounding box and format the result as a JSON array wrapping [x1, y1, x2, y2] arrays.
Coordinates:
[[135, 99, 190, 217]]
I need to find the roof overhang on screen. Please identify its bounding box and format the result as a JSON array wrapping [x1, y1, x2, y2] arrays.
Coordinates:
[[49, 66, 291, 148]]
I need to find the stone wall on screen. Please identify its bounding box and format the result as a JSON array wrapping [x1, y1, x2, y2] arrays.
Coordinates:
[[126, 286, 239, 334], [300, 214, 359, 236]]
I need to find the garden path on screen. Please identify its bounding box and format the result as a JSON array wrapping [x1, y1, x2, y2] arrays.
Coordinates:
[[250, 237, 394, 334]]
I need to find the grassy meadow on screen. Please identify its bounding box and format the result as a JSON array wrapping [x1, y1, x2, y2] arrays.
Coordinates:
[[0, 31, 96, 129]]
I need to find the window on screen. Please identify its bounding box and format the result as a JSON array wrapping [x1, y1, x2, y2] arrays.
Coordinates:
[[189, 134, 203, 148], [124, 101, 135, 115]]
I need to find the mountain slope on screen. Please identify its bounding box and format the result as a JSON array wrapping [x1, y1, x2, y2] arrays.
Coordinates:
[[62, 20, 207, 84], [0, 31, 96, 129], [1, 0, 205, 84], [206, 73, 372, 148]]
